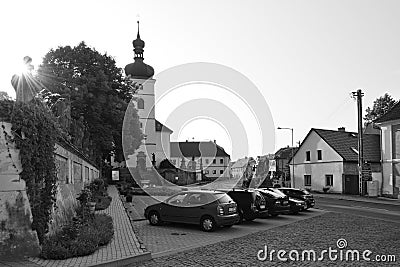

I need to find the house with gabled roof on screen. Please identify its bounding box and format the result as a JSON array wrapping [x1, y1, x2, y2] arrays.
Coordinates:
[[169, 140, 231, 180], [289, 127, 381, 194], [374, 101, 400, 198]]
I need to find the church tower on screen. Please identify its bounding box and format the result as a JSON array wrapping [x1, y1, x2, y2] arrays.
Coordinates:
[[125, 21, 156, 169]]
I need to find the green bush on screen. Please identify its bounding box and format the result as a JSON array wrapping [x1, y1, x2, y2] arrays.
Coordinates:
[[95, 195, 112, 211], [40, 214, 114, 259], [94, 214, 114, 246]]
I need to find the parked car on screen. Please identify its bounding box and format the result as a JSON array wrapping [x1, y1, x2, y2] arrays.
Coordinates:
[[279, 188, 315, 209], [219, 189, 268, 223], [259, 188, 306, 214], [256, 188, 290, 217], [144, 190, 239, 232]]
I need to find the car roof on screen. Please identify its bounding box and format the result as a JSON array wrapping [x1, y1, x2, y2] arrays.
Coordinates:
[[176, 189, 226, 194]]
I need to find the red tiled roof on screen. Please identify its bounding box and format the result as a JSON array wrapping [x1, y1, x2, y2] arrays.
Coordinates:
[[170, 141, 230, 158], [155, 120, 173, 133], [374, 101, 400, 123], [313, 129, 381, 162]]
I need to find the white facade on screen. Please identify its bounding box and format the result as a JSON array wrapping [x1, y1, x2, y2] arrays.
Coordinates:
[[292, 131, 344, 192], [155, 122, 172, 166], [126, 79, 157, 169], [377, 120, 400, 196], [169, 155, 230, 179]]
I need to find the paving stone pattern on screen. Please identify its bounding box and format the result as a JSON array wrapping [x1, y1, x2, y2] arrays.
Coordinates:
[[134, 212, 400, 267]]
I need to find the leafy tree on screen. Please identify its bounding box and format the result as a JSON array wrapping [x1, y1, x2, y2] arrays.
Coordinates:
[[364, 93, 396, 123], [37, 42, 143, 168], [0, 91, 12, 101]]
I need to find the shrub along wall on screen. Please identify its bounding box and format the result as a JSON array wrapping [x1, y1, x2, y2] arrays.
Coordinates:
[[0, 99, 101, 257]]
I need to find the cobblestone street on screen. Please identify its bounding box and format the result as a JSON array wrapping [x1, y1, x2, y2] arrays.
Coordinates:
[[132, 209, 325, 257], [132, 212, 400, 266]]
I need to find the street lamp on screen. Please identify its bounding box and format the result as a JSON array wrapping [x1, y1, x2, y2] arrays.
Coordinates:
[[277, 127, 295, 188]]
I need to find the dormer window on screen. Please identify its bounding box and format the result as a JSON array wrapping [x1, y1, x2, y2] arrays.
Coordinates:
[[351, 147, 359, 154]]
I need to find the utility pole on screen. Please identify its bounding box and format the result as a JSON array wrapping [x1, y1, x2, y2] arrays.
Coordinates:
[[352, 89, 364, 196]]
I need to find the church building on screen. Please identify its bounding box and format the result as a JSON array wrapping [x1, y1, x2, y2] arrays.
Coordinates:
[[124, 22, 172, 170], [123, 22, 231, 183]]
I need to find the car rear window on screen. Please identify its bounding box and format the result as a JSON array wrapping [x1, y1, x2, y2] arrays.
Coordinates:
[[215, 193, 233, 203], [262, 190, 281, 198], [267, 188, 286, 197]]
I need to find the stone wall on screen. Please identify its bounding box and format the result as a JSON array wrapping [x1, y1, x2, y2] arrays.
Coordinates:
[[48, 143, 99, 235], [0, 120, 100, 256], [0, 121, 40, 257]]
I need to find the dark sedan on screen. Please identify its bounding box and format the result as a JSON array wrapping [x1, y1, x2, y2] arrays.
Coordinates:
[[144, 190, 239, 232], [279, 188, 315, 209], [256, 188, 290, 217], [260, 188, 306, 214]]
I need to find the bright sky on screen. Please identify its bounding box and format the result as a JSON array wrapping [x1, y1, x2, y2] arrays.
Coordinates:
[[2, 0, 400, 161]]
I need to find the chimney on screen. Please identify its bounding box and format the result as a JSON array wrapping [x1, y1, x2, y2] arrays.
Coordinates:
[[213, 140, 216, 144], [338, 127, 346, 132]]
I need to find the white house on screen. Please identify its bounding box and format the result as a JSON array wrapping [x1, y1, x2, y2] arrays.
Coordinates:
[[289, 128, 381, 194], [169, 141, 231, 180], [374, 101, 400, 198]]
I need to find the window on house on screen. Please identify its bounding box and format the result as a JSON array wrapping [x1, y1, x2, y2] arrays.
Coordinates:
[[393, 124, 400, 159], [137, 98, 144, 109], [220, 169, 224, 174], [73, 162, 82, 183], [213, 159, 216, 164], [171, 159, 176, 165], [205, 159, 209, 164], [306, 151, 311, 161], [325, 174, 333, 186], [212, 170, 216, 174], [140, 122, 143, 128], [317, 150, 322, 160], [220, 158, 223, 164], [304, 175, 311, 186], [85, 166, 89, 182]]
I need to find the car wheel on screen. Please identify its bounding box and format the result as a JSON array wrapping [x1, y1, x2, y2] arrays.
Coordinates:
[[200, 216, 216, 232], [148, 211, 162, 226]]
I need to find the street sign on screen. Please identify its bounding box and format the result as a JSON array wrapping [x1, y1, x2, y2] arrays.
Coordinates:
[[112, 170, 119, 181], [269, 160, 276, 172], [362, 163, 372, 181]]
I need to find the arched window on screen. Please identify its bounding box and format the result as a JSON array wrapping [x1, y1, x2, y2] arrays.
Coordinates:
[[137, 98, 144, 109]]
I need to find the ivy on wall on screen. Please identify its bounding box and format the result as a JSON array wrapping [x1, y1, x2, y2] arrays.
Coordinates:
[[10, 99, 60, 244]]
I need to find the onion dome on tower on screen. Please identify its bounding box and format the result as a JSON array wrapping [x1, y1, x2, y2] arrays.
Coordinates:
[[125, 21, 154, 79]]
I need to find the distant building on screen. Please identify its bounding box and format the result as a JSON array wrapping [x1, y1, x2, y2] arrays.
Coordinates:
[[290, 128, 381, 194], [231, 157, 256, 187], [374, 101, 400, 198], [169, 141, 231, 180], [274, 147, 298, 187]]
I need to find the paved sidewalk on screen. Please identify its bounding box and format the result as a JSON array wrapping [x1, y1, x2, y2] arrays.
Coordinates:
[[1, 185, 151, 267], [313, 192, 400, 206], [124, 196, 168, 221]]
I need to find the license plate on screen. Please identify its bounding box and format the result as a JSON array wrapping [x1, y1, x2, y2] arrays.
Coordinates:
[[229, 207, 236, 212], [260, 205, 265, 209], [282, 201, 288, 205]]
